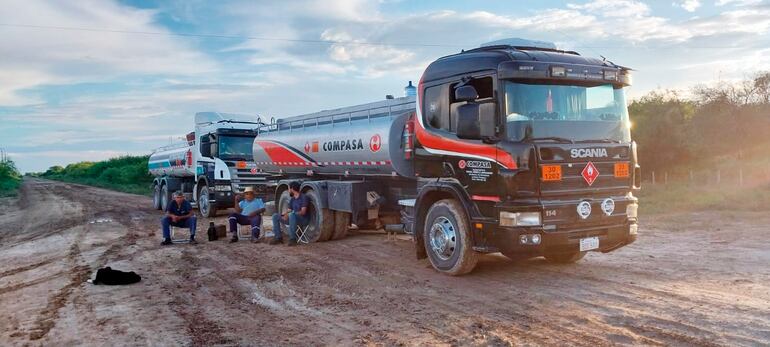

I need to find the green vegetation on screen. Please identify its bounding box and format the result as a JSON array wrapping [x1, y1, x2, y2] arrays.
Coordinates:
[[0, 159, 22, 197], [630, 71, 770, 176], [39, 155, 153, 195], [630, 72, 770, 215]]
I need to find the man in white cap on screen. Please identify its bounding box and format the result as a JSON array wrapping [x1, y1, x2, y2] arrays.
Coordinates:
[[229, 186, 265, 243]]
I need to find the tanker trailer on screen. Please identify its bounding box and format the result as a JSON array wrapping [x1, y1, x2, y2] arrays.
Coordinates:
[[252, 96, 417, 242], [254, 38, 640, 276]]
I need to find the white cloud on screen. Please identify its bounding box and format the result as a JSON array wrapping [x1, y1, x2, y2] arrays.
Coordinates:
[[716, 0, 763, 6], [675, 0, 702, 12], [0, 0, 217, 105]]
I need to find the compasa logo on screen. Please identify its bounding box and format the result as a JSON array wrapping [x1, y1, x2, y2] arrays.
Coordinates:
[[369, 134, 381, 152]]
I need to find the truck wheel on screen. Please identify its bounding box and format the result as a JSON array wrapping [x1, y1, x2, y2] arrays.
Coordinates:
[[331, 211, 350, 240], [160, 184, 170, 212], [544, 251, 586, 264], [152, 184, 162, 210], [423, 199, 478, 275], [198, 185, 217, 218], [273, 190, 292, 239], [304, 188, 334, 242]]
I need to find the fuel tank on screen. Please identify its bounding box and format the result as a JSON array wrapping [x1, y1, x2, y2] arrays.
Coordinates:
[[148, 144, 195, 177], [253, 96, 416, 177]]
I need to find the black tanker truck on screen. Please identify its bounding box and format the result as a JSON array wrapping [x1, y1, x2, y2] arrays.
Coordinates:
[[249, 38, 640, 275]]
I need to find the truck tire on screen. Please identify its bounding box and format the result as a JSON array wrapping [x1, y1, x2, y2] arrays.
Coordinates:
[[152, 184, 162, 210], [304, 188, 333, 242], [160, 184, 170, 212], [198, 185, 217, 218], [544, 251, 586, 264], [423, 199, 478, 275], [331, 211, 350, 240]]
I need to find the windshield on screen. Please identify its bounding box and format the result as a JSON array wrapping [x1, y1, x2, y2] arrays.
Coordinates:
[[218, 135, 254, 160], [504, 81, 631, 142]]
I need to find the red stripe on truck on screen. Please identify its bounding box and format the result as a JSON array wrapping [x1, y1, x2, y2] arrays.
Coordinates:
[[413, 113, 517, 170], [254, 140, 307, 165]]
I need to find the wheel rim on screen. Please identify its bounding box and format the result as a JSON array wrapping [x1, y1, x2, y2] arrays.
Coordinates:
[[153, 186, 160, 207], [199, 187, 210, 215], [429, 216, 457, 261], [161, 186, 168, 211]]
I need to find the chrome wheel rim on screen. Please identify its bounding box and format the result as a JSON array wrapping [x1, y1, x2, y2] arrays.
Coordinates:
[[429, 216, 457, 261], [199, 187, 209, 215]]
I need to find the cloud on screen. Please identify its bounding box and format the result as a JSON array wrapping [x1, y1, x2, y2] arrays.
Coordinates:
[[675, 0, 702, 12], [0, 0, 217, 105]]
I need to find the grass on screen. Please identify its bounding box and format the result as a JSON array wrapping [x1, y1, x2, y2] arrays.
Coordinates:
[[637, 182, 770, 215]]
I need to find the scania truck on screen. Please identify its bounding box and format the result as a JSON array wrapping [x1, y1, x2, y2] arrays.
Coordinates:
[[251, 39, 640, 275], [148, 112, 269, 217]]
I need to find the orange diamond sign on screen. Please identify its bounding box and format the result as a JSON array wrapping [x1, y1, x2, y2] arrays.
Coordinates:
[[581, 161, 600, 186]]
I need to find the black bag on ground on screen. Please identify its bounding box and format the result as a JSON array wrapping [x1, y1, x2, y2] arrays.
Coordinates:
[[207, 222, 218, 241], [92, 267, 141, 285]]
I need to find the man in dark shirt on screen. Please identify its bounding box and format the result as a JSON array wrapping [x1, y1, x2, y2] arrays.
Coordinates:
[[161, 191, 197, 245], [270, 181, 309, 246]]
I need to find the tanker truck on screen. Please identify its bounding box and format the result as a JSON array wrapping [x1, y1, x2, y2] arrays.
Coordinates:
[[252, 38, 640, 275], [148, 112, 270, 217]]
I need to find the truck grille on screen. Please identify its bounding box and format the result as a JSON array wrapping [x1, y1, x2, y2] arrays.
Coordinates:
[[539, 161, 631, 196], [229, 168, 270, 192]]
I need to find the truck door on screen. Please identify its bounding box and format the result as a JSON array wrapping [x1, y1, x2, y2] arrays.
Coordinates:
[[416, 75, 500, 197]]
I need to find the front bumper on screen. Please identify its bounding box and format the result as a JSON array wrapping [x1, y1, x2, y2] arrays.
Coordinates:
[[474, 195, 638, 256]]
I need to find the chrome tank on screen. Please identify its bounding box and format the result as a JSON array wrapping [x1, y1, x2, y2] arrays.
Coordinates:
[[148, 144, 195, 177], [253, 96, 416, 177]]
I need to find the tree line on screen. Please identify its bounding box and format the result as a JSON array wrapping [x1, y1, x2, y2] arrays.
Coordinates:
[[35, 155, 153, 195], [629, 71, 770, 177]]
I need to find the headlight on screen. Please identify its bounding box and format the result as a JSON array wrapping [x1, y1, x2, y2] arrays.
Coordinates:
[[626, 203, 638, 218], [500, 211, 542, 227]]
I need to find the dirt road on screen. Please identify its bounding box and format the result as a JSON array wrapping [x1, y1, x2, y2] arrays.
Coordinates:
[[0, 178, 768, 346]]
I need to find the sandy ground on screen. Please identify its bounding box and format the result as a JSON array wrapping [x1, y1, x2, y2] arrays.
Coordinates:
[[0, 178, 768, 347]]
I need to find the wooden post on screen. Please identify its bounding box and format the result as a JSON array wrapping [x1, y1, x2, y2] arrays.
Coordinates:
[[652, 171, 656, 185], [689, 170, 693, 184]]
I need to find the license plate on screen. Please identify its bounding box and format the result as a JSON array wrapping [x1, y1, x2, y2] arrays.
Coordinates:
[[579, 236, 599, 251]]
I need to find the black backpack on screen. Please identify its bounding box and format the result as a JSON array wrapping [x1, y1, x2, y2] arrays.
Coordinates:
[[207, 222, 218, 241]]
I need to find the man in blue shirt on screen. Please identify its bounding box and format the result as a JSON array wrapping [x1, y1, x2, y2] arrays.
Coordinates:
[[229, 186, 266, 243], [270, 181, 309, 247], [161, 191, 197, 245]]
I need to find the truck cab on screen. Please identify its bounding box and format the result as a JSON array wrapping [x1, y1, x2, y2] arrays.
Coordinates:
[[410, 39, 640, 273]]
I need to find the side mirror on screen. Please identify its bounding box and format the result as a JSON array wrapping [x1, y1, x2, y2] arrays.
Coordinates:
[[455, 85, 479, 102], [456, 103, 481, 139]]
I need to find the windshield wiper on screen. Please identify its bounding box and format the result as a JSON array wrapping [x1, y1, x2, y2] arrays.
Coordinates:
[[523, 136, 574, 144], [574, 138, 621, 143]]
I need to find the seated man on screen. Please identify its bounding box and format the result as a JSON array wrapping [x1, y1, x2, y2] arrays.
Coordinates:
[[270, 181, 309, 247], [229, 186, 265, 243], [161, 191, 197, 245]]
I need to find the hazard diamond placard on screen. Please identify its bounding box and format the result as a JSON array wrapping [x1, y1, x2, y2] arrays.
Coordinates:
[[582, 161, 600, 186]]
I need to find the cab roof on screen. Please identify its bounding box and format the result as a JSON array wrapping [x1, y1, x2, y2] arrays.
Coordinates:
[[421, 45, 620, 83]]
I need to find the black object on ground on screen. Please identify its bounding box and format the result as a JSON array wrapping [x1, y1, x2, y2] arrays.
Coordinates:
[[92, 267, 142, 285]]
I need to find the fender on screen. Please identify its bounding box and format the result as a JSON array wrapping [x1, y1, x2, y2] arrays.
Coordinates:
[[162, 176, 182, 192], [412, 179, 483, 259]]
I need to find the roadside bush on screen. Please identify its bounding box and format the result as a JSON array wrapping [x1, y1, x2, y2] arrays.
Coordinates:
[[40, 155, 152, 196], [0, 159, 22, 197]]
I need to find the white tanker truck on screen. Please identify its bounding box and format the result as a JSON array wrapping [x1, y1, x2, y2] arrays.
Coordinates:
[[148, 112, 270, 217], [252, 39, 641, 275]]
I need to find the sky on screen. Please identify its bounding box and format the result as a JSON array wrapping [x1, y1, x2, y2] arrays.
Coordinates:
[[1, 0, 769, 173]]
